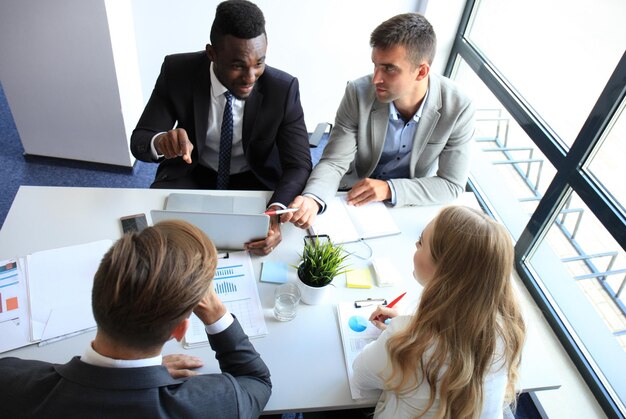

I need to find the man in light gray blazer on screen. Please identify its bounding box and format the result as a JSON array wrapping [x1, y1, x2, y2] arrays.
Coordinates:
[[284, 13, 474, 228]]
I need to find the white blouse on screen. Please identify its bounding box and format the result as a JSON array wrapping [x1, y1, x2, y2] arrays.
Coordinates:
[[352, 315, 508, 418]]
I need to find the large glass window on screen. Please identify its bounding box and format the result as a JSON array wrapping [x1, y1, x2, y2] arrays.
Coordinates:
[[586, 102, 626, 212], [465, 0, 626, 147], [455, 60, 557, 222], [527, 189, 626, 407], [529, 189, 626, 347], [447, 0, 626, 415]]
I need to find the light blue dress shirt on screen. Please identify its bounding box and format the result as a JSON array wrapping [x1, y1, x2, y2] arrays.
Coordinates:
[[372, 90, 429, 205]]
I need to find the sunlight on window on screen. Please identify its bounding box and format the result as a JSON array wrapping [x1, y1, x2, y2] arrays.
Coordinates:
[[466, 0, 626, 148]]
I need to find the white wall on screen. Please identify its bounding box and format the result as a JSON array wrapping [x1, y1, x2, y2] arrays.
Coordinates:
[[0, 0, 142, 166], [0, 0, 466, 165], [131, 0, 465, 131]]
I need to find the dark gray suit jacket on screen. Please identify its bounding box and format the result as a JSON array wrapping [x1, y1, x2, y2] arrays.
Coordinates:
[[131, 51, 312, 206], [0, 319, 271, 418]]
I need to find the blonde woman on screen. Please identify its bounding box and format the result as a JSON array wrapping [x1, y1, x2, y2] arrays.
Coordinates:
[[353, 206, 526, 418]]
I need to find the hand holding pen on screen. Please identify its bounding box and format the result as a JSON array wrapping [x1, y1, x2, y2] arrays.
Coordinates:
[[264, 207, 299, 216], [369, 292, 406, 330]]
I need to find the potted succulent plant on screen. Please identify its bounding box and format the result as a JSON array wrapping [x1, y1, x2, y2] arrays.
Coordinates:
[[296, 237, 349, 304]]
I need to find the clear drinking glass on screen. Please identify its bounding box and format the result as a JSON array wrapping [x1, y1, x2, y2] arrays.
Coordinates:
[[273, 283, 301, 321]]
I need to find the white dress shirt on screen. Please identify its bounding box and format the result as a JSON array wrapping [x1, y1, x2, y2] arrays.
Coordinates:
[[82, 312, 234, 368], [200, 63, 248, 174], [353, 315, 507, 418], [149, 63, 248, 176]]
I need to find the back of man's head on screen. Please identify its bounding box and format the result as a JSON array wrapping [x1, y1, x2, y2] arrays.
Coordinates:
[[370, 13, 437, 67], [92, 220, 217, 350], [210, 0, 266, 48]]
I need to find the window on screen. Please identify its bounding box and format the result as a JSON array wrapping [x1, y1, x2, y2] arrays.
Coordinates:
[[454, 60, 557, 224], [586, 102, 626, 213], [445, 0, 626, 415], [465, 0, 625, 148], [527, 190, 626, 397]]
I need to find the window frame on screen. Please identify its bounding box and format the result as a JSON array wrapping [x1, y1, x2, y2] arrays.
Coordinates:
[[444, 0, 626, 416]]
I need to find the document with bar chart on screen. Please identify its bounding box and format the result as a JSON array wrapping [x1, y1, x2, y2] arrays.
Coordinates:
[[0, 258, 30, 353], [184, 251, 267, 348]]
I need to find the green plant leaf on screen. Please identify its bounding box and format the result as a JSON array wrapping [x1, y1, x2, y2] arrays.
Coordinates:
[[297, 239, 349, 287]]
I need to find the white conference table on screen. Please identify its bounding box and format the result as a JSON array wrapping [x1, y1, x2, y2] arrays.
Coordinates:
[[0, 186, 560, 413]]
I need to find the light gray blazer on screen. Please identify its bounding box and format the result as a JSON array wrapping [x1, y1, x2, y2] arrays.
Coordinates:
[[304, 73, 475, 208]]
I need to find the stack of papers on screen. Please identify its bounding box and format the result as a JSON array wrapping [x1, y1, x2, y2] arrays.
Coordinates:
[[184, 251, 267, 348], [0, 240, 113, 353], [0, 259, 28, 353]]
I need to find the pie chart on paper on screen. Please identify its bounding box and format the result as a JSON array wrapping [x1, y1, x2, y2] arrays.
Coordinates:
[[348, 315, 368, 332]]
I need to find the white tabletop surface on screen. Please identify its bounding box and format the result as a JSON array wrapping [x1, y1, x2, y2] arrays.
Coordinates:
[[0, 186, 560, 413]]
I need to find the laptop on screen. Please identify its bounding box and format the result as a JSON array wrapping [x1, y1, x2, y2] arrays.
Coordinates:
[[151, 209, 270, 251], [165, 193, 266, 215]]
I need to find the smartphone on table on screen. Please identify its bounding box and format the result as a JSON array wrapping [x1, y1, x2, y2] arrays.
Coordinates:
[[120, 213, 148, 234]]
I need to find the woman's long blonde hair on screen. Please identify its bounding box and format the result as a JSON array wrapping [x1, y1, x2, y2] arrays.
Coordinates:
[[384, 206, 525, 418]]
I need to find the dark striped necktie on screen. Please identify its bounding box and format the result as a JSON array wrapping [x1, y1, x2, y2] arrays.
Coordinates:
[[216, 91, 233, 190]]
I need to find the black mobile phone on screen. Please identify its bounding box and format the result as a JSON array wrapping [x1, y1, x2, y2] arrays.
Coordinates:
[[303, 234, 331, 246], [120, 213, 148, 234]]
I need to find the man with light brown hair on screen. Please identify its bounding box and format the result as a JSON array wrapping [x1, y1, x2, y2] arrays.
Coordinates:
[[285, 13, 474, 229], [0, 220, 271, 418]]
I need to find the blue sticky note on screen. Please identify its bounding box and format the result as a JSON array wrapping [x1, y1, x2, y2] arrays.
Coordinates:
[[260, 261, 289, 284]]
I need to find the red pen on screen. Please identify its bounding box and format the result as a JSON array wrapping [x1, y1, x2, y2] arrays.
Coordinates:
[[386, 292, 407, 308], [264, 208, 299, 216], [373, 292, 406, 324]]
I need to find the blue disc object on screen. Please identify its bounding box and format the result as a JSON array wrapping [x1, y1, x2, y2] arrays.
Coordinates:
[[348, 315, 368, 332]]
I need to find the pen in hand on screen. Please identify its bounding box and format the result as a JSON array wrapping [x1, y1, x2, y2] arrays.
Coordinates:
[[386, 292, 406, 309], [264, 208, 299, 216], [372, 292, 406, 325]]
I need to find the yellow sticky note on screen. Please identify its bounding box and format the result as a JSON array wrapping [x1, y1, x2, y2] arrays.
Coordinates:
[[346, 268, 373, 289]]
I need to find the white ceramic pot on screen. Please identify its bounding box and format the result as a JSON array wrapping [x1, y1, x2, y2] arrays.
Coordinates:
[[298, 279, 331, 305], [297, 276, 333, 305]]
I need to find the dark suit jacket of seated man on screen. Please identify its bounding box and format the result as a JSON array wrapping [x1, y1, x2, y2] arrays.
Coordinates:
[[131, 0, 311, 256], [130, 52, 312, 207], [0, 220, 271, 418], [129, 0, 311, 207]]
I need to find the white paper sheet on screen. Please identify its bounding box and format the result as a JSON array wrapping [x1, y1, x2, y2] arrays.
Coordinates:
[[311, 196, 400, 244], [25, 240, 112, 342], [337, 301, 383, 400], [0, 258, 31, 353], [185, 251, 267, 348]]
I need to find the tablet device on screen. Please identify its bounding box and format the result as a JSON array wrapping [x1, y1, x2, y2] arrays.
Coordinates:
[[150, 210, 270, 250], [165, 193, 266, 214]]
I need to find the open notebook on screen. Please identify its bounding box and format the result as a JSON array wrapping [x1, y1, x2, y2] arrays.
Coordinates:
[[309, 196, 400, 244]]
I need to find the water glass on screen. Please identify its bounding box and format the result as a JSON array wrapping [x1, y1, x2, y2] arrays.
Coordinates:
[[273, 283, 301, 321]]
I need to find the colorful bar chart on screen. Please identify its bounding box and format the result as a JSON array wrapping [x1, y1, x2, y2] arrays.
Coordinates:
[[215, 281, 238, 294], [0, 259, 20, 323], [214, 264, 244, 295], [184, 252, 268, 347], [6, 297, 18, 311]]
